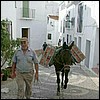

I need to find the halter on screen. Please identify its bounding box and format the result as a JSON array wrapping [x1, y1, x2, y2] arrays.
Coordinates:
[[54, 49, 72, 70]]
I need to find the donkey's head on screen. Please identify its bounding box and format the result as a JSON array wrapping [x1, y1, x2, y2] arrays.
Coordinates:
[[60, 41, 75, 65]]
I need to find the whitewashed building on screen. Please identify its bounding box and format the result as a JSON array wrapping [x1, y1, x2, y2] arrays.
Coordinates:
[[46, 15, 59, 46], [59, 1, 99, 69], [45, 1, 59, 46], [1, 1, 59, 50]]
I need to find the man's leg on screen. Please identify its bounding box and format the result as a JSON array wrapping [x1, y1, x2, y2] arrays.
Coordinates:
[[24, 71, 34, 99], [16, 71, 25, 99]]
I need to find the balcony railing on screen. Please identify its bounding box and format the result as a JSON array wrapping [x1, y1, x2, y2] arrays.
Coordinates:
[[19, 8, 35, 19]]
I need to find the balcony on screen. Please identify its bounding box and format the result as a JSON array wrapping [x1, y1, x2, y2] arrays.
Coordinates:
[[19, 8, 35, 20]]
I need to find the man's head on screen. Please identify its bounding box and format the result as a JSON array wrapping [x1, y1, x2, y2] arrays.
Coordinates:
[[20, 37, 28, 50]]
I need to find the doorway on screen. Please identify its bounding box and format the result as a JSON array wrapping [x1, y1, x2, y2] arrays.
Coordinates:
[[22, 28, 28, 38], [85, 40, 91, 68]]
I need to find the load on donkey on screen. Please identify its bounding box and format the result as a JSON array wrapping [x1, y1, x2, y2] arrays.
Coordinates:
[[39, 41, 85, 95]]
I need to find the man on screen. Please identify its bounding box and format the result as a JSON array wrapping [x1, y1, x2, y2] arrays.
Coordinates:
[[11, 37, 38, 99], [58, 39, 61, 46], [42, 42, 47, 51]]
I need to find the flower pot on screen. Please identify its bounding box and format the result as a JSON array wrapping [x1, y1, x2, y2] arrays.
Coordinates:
[[2, 74, 7, 81]]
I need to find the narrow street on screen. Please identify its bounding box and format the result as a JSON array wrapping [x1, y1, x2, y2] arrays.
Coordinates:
[[1, 63, 99, 99], [1, 1, 99, 99], [31, 65, 99, 99]]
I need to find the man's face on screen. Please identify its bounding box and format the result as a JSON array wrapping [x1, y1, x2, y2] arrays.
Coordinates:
[[21, 41, 28, 50]]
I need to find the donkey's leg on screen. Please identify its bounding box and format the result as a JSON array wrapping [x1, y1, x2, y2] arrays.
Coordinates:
[[64, 69, 70, 89], [56, 71, 60, 95], [61, 69, 64, 89]]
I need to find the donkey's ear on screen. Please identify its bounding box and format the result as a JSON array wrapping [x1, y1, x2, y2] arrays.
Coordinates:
[[69, 41, 74, 50]]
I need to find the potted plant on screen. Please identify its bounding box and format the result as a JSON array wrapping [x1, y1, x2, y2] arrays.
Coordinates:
[[1, 69, 10, 81], [1, 19, 20, 69]]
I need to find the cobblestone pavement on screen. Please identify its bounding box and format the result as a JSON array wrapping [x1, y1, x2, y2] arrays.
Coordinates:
[[1, 54, 99, 99]]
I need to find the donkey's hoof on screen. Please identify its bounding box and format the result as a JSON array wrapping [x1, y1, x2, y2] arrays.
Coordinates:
[[64, 84, 67, 89], [57, 91, 60, 96]]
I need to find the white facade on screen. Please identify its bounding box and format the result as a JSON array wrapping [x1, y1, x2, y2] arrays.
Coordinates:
[[15, 1, 47, 50], [59, 1, 99, 69], [1, 1, 59, 50], [45, 1, 59, 46], [58, 2, 67, 45], [46, 15, 59, 46], [1, 1, 17, 39]]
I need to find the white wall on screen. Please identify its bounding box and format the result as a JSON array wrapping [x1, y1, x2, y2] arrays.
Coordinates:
[[1, 1, 60, 50], [59, 1, 99, 69], [82, 1, 99, 68], [16, 1, 47, 50], [93, 28, 99, 67], [46, 1, 59, 46], [54, 21, 59, 45], [1, 1, 17, 39], [58, 2, 67, 45], [45, 1, 59, 15]]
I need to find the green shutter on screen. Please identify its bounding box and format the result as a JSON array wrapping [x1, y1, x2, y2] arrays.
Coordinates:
[[23, 1, 29, 17]]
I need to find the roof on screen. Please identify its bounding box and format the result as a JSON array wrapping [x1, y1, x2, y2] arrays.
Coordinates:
[[48, 15, 59, 20]]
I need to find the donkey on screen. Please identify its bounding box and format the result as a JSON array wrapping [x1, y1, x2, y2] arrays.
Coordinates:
[[49, 41, 77, 95]]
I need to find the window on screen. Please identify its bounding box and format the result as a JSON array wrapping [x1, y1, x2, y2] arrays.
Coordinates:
[[22, 28, 28, 38], [48, 34, 51, 40], [71, 17, 75, 26], [77, 3, 83, 32], [23, 1, 29, 17]]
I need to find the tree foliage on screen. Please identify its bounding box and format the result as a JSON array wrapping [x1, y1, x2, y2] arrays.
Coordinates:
[[1, 19, 20, 67]]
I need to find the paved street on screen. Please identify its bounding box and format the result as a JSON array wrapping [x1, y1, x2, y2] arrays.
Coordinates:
[[1, 63, 99, 99], [31, 64, 99, 99], [1, 53, 99, 99]]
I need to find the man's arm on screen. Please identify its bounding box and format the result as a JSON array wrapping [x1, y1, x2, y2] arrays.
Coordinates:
[[32, 50, 39, 80], [11, 62, 16, 79], [12, 62, 16, 73]]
